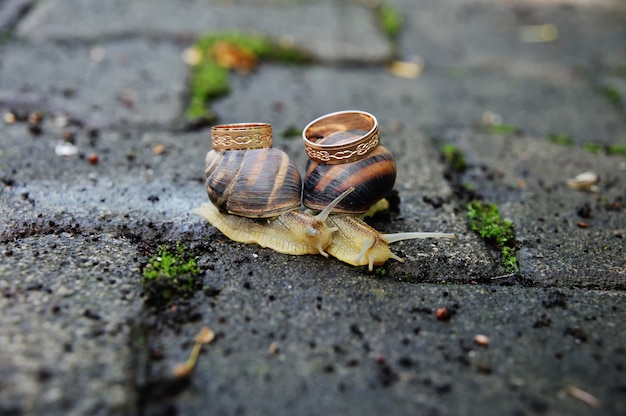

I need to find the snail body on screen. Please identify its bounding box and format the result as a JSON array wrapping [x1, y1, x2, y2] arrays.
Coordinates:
[[194, 201, 455, 270], [325, 215, 456, 271], [193, 188, 352, 257]]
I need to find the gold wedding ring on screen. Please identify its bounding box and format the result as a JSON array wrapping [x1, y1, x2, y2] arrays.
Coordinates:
[[211, 123, 273, 151], [302, 110, 380, 164]]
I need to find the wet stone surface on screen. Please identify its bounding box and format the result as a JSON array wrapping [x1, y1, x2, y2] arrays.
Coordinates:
[[444, 130, 625, 288], [0, 39, 190, 129], [1, 0, 626, 414], [0, 233, 141, 415], [142, 281, 626, 416], [212, 64, 626, 146], [16, 0, 392, 62]]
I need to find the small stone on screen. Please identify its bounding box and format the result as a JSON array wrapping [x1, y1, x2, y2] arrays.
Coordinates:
[[152, 144, 167, 155], [566, 171, 599, 192], [182, 46, 202, 66], [62, 130, 76, 143], [474, 334, 490, 346], [435, 307, 450, 321], [90, 46, 106, 62], [268, 342, 279, 355], [28, 111, 42, 125], [55, 141, 78, 157], [4, 112, 16, 124]]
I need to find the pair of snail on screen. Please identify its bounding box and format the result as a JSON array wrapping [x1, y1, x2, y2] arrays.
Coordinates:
[[193, 111, 455, 271]]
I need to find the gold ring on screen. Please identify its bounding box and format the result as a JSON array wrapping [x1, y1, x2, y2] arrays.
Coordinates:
[[302, 110, 379, 164], [211, 123, 273, 151]]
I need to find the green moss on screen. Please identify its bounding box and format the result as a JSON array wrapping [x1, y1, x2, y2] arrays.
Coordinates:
[[280, 125, 302, 139], [441, 144, 467, 172], [484, 124, 520, 135], [186, 31, 312, 121], [397, 272, 411, 282], [601, 84, 623, 108], [583, 142, 603, 154], [142, 242, 200, 303], [467, 200, 518, 273], [375, 267, 387, 277], [583, 142, 626, 156], [462, 182, 475, 192], [608, 144, 626, 156], [186, 60, 229, 120], [376, 4, 403, 40], [613, 66, 626, 78], [547, 133, 574, 146]]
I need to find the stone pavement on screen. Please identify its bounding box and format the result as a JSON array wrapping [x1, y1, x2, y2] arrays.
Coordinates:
[[0, 0, 625, 415]]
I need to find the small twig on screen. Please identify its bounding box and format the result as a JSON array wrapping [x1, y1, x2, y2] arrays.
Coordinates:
[[566, 385, 600, 409], [173, 326, 215, 378], [490, 272, 516, 280]]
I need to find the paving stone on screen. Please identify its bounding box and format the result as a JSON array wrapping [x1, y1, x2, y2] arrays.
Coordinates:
[[212, 64, 626, 147], [391, 0, 626, 68], [445, 130, 626, 288], [0, 0, 32, 31], [140, 280, 626, 415], [1, 0, 625, 414], [0, 233, 141, 415], [0, 39, 189, 129], [16, 0, 392, 62]]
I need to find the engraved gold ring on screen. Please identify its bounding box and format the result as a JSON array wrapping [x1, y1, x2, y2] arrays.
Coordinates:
[[211, 123, 273, 151], [302, 110, 380, 164]]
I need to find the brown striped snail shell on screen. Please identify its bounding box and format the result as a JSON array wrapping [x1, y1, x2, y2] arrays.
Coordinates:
[[302, 131, 397, 214], [205, 123, 302, 218]]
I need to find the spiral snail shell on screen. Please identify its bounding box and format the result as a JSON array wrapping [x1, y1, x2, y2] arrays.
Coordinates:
[[302, 111, 397, 214], [204, 123, 302, 218]]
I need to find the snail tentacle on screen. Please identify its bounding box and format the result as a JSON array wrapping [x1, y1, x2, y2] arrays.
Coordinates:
[[313, 187, 355, 222], [382, 232, 456, 244]]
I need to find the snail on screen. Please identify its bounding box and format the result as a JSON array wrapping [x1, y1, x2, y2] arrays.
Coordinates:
[[193, 117, 456, 271], [302, 111, 397, 214]]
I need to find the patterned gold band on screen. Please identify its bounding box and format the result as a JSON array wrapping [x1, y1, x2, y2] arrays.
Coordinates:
[[302, 111, 380, 164], [211, 123, 273, 151]]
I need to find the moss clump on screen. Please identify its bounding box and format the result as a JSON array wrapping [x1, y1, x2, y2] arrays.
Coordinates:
[[601, 85, 623, 109], [186, 31, 311, 120], [608, 144, 626, 156], [187, 60, 229, 121], [484, 124, 520, 135], [467, 200, 518, 273], [142, 242, 200, 304], [280, 125, 302, 139], [441, 144, 467, 172], [583, 142, 626, 156], [583, 142, 604, 154], [376, 4, 403, 40], [547, 133, 574, 146]]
